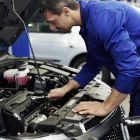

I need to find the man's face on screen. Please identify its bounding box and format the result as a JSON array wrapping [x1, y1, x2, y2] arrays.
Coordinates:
[[43, 10, 73, 33]]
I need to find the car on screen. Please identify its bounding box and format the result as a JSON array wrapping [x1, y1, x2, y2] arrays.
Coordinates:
[[28, 13, 111, 84], [0, 0, 125, 140], [28, 14, 86, 69]]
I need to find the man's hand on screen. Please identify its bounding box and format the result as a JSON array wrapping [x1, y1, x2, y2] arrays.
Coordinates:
[[72, 101, 109, 116], [48, 87, 66, 101], [48, 80, 81, 101], [72, 88, 128, 116]]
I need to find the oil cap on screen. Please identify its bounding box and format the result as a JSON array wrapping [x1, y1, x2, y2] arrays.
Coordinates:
[[18, 67, 26, 71]]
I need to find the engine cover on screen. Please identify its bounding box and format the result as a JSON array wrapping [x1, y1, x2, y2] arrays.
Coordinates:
[[1, 91, 49, 135], [38, 80, 123, 138]]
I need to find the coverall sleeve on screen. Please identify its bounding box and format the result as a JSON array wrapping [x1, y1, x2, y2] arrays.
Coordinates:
[[92, 9, 140, 94], [73, 53, 101, 88]]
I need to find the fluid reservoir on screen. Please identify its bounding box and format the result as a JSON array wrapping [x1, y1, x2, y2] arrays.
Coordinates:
[[16, 67, 29, 85], [4, 67, 29, 85]]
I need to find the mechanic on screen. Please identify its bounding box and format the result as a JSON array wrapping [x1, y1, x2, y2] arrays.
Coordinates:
[[38, 0, 140, 117]]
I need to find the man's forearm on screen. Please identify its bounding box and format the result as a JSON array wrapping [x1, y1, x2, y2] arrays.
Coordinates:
[[104, 87, 128, 113], [63, 80, 81, 93]]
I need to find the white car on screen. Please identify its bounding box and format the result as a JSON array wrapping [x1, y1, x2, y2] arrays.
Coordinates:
[[29, 17, 86, 68]]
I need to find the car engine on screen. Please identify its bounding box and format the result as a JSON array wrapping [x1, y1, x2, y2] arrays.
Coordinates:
[[0, 58, 125, 140]]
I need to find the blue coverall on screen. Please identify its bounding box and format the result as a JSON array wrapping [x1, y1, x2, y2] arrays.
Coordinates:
[[73, 0, 140, 116]]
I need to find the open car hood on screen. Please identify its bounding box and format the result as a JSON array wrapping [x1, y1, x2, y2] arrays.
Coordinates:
[[0, 0, 39, 47]]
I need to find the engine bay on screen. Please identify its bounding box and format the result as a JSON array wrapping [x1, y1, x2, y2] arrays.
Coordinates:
[[0, 59, 123, 139]]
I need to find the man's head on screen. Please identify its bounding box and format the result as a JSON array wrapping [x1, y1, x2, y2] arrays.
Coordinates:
[[38, 0, 80, 33]]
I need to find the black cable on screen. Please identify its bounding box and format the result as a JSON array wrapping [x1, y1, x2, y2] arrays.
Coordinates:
[[58, 75, 68, 83], [14, 73, 18, 88], [11, 0, 47, 102]]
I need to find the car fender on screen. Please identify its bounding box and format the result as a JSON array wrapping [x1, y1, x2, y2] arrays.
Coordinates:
[[65, 47, 87, 66], [64, 26, 87, 66]]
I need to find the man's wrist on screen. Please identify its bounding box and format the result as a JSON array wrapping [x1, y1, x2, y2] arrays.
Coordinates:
[[64, 80, 80, 91], [103, 101, 111, 115], [63, 85, 70, 93]]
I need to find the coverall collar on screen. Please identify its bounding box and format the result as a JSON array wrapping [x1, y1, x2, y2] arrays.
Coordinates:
[[79, 1, 88, 26]]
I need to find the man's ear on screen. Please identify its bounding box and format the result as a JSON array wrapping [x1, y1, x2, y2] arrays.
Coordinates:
[[61, 7, 70, 16]]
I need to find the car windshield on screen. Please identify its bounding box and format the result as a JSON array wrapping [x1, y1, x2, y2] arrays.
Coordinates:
[[28, 14, 64, 33]]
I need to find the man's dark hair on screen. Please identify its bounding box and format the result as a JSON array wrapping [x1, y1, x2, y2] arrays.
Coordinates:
[[38, 0, 79, 15]]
